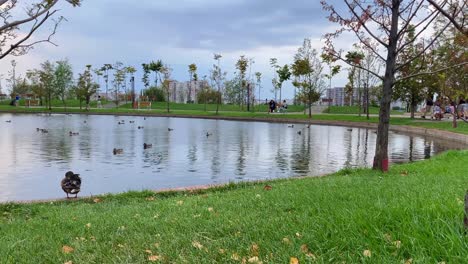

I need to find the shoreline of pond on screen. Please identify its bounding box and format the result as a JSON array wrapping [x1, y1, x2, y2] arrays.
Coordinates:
[[2, 109, 468, 144]]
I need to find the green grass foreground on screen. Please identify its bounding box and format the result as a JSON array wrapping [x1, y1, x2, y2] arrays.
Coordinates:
[[1, 151, 467, 263]]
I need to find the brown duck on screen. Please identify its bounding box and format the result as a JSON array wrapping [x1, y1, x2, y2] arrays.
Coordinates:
[[61, 171, 81, 198]]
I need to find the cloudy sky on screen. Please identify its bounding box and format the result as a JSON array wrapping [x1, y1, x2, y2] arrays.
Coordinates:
[[0, 0, 352, 99]]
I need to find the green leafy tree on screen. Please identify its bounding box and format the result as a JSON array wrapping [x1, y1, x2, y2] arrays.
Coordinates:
[[292, 38, 326, 118], [212, 53, 225, 114], [321, 53, 341, 113], [161, 65, 172, 113], [255, 72, 262, 110], [100, 64, 113, 98], [188, 63, 198, 103], [142, 63, 150, 88], [276, 64, 291, 103], [54, 59, 74, 110], [112, 62, 125, 108], [75, 65, 99, 110], [39, 60, 56, 110], [143, 86, 165, 102], [270, 58, 280, 101], [235, 55, 248, 109]]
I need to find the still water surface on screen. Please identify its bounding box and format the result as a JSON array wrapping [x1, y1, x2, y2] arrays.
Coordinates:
[[0, 113, 464, 202]]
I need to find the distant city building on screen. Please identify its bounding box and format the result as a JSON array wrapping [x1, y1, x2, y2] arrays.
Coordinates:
[[168, 80, 209, 103], [325, 87, 379, 106]]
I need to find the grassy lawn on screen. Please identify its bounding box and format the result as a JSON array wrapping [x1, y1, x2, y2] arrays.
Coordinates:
[[324, 105, 404, 115], [118, 101, 306, 113], [2, 104, 468, 135], [0, 151, 467, 263]]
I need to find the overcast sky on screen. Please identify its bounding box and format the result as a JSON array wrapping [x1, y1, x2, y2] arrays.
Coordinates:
[[0, 0, 352, 99]]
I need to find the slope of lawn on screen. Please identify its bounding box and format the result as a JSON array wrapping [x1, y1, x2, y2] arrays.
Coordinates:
[[0, 151, 467, 263]]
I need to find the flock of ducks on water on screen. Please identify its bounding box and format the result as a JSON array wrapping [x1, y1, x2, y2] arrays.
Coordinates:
[[6, 116, 378, 199]]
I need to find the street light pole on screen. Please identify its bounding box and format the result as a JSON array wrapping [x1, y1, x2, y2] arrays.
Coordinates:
[[130, 76, 135, 109]]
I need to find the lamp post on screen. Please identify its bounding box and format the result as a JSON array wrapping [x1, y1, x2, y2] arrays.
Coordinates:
[[130, 76, 136, 109]]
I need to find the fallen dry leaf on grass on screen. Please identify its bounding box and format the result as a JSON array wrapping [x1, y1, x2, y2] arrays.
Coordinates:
[[93, 198, 102, 203], [290, 257, 299, 264], [250, 243, 259, 256], [85, 223, 91, 228], [400, 170, 408, 176], [145, 249, 153, 254], [300, 244, 309, 253], [295, 232, 302, 238], [148, 255, 161, 261], [282, 237, 291, 244], [263, 185, 272, 191], [384, 233, 392, 242], [146, 196, 155, 201], [393, 240, 401, 248], [405, 258, 413, 264], [300, 245, 316, 260], [248, 256, 262, 263], [64, 261, 73, 264], [62, 245, 74, 254], [208, 207, 214, 212], [218, 248, 226, 254], [231, 253, 240, 260], [363, 249, 372, 257], [192, 241, 203, 250]]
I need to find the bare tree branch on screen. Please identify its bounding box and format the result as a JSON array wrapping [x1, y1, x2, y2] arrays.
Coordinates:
[[397, 61, 468, 81], [426, 0, 468, 35], [344, 0, 389, 47], [0, 0, 59, 33]]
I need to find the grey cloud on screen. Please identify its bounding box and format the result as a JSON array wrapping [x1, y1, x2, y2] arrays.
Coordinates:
[[61, 0, 328, 52]]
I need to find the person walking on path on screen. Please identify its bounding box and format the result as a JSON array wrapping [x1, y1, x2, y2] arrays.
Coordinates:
[[421, 96, 434, 119]]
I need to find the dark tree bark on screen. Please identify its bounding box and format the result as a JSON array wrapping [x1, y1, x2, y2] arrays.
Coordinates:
[[373, 0, 400, 171]]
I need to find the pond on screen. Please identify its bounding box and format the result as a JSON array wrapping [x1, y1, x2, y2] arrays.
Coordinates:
[[0, 113, 464, 202]]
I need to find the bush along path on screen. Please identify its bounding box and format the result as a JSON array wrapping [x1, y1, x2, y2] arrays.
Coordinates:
[[0, 151, 467, 263]]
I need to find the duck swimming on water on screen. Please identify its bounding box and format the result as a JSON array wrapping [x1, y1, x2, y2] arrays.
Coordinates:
[[61, 171, 81, 198], [113, 148, 123, 155]]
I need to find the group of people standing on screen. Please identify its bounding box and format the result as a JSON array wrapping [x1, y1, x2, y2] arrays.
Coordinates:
[[268, 99, 288, 113], [421, 96, 468, 120]]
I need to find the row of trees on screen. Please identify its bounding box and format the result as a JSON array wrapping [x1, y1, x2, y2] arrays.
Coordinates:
[[7, 60, 100, 110]]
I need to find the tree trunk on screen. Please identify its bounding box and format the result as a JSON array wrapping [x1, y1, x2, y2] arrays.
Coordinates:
[[365, 81, 370, 120], [358, 70, 362, 117], [373, 0, 400, 171], [247, 83, 250, 112], [216, 92, 220, 115], [167, 90, 170, 113], [410, 102, 416, 119]]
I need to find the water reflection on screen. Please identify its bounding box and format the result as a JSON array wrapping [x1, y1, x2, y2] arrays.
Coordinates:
[[0, 113, 465, 202]]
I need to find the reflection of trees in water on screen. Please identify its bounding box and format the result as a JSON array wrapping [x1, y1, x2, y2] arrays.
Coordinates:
[[187, 145, 198, 164], [409, 137, 414, 162], [275, 147, 288, 172], [344, 128, 353, 168], [209, 121, 221, 178], [141, 118, 170, 168], [424, 138, 432, 160], [78, 121, 92, 160], [290, 131, 311, 173], [235, 127, 247, 177], [38, 116, 72, 163]]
